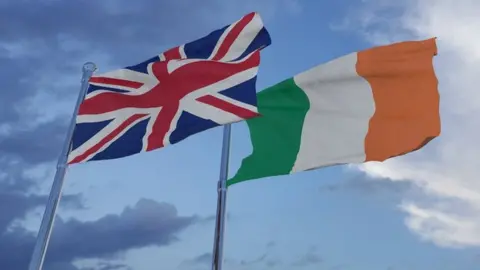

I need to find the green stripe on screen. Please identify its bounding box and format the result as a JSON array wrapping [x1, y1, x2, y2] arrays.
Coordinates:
[[227, 78, 310, 186]]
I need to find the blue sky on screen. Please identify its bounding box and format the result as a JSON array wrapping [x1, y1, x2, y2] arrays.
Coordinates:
[[1, 1, 480, 270]]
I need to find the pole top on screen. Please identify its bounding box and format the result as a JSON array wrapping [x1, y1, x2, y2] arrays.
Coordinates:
[[82, 62, 97, 73]]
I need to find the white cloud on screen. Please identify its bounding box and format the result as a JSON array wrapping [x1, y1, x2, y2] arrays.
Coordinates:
[[339, 0, 480, 248]]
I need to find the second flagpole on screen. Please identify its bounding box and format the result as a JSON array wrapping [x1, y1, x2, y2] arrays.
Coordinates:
[[211, 123, 231, 270]]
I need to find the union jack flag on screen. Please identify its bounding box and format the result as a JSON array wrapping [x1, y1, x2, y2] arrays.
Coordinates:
[[68, 12, 271, 164]]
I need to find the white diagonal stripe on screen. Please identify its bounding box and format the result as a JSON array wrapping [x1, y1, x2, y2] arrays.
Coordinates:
[[209, 91, 258, 113], [183, 66, 258, 101], [209, 21, 237, 60], [219, 13, 263, 62], [182, 99, 240, 124], [77, 107, 160, 123], [142, 107, 161, 152], [69, 114, 150, 163]]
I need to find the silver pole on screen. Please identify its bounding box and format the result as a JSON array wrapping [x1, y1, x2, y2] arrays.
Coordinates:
[[28, 62, 97, 270], [211, 124, 231, 270]]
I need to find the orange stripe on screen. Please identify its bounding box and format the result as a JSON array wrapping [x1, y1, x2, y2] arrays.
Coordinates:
[[356, 38, 440, 162]]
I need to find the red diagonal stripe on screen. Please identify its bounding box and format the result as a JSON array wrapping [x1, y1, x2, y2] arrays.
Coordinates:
[[163, 47, 182, 60], [196, 94, 259, 120], [211, 12, 256, 61], [78, 91, 149, 115], [89, 76, 144, 89], [146, 102, 180, 151], [68, 114, 148, 164]]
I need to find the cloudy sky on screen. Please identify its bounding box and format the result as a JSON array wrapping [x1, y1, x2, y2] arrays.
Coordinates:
[[1, 0, 479, 269]]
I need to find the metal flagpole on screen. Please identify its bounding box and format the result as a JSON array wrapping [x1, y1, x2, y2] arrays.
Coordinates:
[[211, 124, 232, 270], [28, 62, 97, 270]]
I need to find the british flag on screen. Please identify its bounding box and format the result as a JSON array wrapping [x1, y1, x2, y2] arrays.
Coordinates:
[[68, 12, 271, 164]]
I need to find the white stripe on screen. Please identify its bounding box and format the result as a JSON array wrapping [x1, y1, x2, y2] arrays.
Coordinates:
[[209, 21, 237, 60], [181, 99, 240, 124], [77, 107, 160, 123], [290, 52, 375, 172], [86, 83, 135, 95], [162, 109, 184, 146], [141, 107, 161, 152], [86, 68, 158, 99], [181, 66, 258, 123], [85, 85, 153, 99], [223, 50, 257, 64], [167, 58, 204, 73], [166, 50, 257, 74], [92, 69, 152, 84], [68, 115, 150, 163], [218, 13, 263, 62], [161, 61, 259, 126], [209, 91, 258, 113], [183, 66, 258, 102], [179, 45, 187, 58]]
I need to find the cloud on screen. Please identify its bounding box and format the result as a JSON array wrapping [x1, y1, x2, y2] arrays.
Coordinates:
[[335, 0, 480, 248], [94, 262, 132, 270], [180, 241, 286, 270], [266, 240, 276, 248], [319, 171, 414, 195], [0, 199, 197, 269], [201, 212, 233, 224], [0, 179, 81, 233], [0, 119, 85, 269], [51, 261, 132, 270], [239, 253, 268, 266], [185, 253, 213, 266], [180, 253, 273, 270], [329, 264, 347, 270], [0, 119, 69, 164], [29, 260, 132, 270], [291, 246, 322, 267], [0, 0, 298, 73], [48, 199, 197, 262], [181, 243, 324, 270]]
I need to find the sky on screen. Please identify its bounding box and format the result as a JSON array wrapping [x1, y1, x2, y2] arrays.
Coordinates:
[[0, 0, 479, 270]]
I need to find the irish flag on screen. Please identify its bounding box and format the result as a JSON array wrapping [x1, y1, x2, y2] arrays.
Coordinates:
[[228, 38, 440, 185]]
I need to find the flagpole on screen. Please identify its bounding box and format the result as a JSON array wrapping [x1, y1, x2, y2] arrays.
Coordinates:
[[28, 62, 97, 270], [211, 124, 231, 270]]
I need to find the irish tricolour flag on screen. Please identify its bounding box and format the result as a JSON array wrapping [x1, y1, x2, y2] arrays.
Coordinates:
[[229, 38, 440, 185]]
